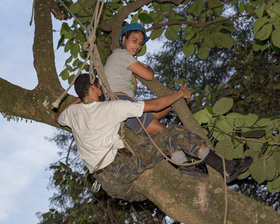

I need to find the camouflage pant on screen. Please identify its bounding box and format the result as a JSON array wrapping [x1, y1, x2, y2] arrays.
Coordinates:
[[93, 124, 206, 201]]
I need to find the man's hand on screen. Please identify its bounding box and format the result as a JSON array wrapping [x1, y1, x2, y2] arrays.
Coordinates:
[[179, 84, 191, 102]]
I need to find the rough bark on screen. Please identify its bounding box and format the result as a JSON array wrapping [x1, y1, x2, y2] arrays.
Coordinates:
[[0, 0, 279, 223]]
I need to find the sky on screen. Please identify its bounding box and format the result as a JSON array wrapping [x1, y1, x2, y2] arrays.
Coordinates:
[[0, 0, 67, 223], [0, 1, 154, 223]]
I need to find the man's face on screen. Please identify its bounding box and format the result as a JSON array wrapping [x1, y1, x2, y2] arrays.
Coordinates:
[[123, 31, 144, 56], [94, 83, 105, 101]]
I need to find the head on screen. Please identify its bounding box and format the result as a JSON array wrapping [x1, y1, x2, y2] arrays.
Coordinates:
[[74, 73, 100, 101], [119, 23, 147, 56]]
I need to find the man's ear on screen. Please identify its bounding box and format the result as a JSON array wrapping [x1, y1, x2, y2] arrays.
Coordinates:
[[121, 35, 126, 47]]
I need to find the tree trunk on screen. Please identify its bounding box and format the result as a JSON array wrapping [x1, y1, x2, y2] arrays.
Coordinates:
[[0, 0, 279, 223]]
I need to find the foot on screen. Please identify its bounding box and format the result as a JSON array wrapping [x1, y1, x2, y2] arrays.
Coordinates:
[[225, 157, 253, 183], [179, 165, 208, 178]]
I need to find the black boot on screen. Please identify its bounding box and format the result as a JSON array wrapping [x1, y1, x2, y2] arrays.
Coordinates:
[[203, 150, 253, 183], [178, 164, 208, 178]]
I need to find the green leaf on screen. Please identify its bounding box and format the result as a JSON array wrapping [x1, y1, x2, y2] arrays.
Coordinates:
[[194, 108, 211, 124], [272, 175, 280, 189], [216, 117, 234, 133], [57, 35, 65, 49], [65, 56, 73, 64], [165, 26, 179, 41], [183, 43, 195, 56], [253, 17, 269, 35], [138, 13, 153, 24], [137, 44, 146, 56], [70, 43, 80, 57], [237, 169, 250, 180], [68, 75, 75, 84], [255, 118, 270, 126], [267, 179, 280, 193], [213, 97, 233, 115], [233, 118, 245, 128], [69, 2, 83, 14], [184, 26, 195, 40], [60, 69, 69, 80], [61, 22, 72, 39], [244, 113, 259, 126], [211, 31, 234, 49], [247, 141, 263, 154], [266, 155, 277, 181], [271, 27, 280, 48], [187, 0, 205, 17], [253, 41, 269, 51], [73, 58, 82, 67], [233, 144, 244, 159], [239, 1, 245, 13], [197, 45, 209, 59], [255, 3, 266, 18], [249, 157, 267, 184], [255, 23, 273, 41], [208, 0, 221, 8], [215, 137, 234, 160], [65, 40, 72, 53], [150, 28, 163, 40], [243, 130, 266, 138]]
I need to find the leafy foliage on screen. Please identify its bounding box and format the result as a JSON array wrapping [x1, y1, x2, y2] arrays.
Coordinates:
[[194, 97, 280, 190], [54, 0, 280, 85]]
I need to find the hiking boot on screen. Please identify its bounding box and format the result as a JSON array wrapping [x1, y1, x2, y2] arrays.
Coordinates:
[[203, 150, 253, 183], [224, 157, 253, 183], [179, 164, 208, 178]]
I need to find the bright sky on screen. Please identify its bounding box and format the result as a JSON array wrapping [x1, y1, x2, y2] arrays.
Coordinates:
[[0, 0, 67, 223]]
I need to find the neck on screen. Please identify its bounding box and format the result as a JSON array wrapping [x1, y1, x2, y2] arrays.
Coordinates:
[[83, 97, 95, 104]]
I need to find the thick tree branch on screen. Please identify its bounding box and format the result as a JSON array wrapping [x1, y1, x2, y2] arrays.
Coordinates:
[[146, 12, 256, 31], [33, 0, 63, 93]]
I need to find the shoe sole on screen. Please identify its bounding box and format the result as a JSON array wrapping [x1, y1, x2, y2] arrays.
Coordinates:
[[226, 157, 253, 184]]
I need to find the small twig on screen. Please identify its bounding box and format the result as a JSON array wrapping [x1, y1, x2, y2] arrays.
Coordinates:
[[77, 0, 92, 17], [66, 137, 75, 165]]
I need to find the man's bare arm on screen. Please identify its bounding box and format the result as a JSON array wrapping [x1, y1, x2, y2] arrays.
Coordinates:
[[143, 84, 191, 113]]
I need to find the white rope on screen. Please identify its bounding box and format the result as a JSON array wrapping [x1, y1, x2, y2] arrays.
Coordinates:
[[52, 0, 105, 108]]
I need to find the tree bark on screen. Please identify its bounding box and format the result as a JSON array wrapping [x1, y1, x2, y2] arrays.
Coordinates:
[[0, 0, 279, 223]]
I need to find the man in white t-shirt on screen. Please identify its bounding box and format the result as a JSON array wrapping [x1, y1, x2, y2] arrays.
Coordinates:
[[55, 73, 252, 201]]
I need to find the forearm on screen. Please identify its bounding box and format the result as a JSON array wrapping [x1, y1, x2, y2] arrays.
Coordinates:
[[144, 91, 183, 112]]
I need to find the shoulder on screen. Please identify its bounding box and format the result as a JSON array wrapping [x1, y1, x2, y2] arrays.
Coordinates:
[[111, 48, 134, 58]]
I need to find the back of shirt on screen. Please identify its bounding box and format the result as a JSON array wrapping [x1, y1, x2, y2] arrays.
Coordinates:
[[58, 100, 144, 172]]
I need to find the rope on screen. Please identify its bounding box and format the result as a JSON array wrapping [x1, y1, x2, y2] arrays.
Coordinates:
[[52, 0, 105, 108]]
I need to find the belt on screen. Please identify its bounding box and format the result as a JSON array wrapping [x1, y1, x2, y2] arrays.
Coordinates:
[[95, 148, 132, 175]]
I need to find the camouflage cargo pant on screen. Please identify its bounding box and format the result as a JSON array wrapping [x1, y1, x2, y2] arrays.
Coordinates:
[[93, 124, 206, 201]]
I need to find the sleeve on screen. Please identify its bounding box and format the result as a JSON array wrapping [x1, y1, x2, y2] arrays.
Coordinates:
[[118, 49, 137, 68], [57, 108, 71, 127], [112, 100, 145, 121]]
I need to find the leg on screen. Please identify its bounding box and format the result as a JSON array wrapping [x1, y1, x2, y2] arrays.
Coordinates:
[[154, 124, 253, 183], [152, 106, 171, 120]]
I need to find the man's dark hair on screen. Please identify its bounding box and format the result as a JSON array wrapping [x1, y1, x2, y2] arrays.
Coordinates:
[[74, 73, 99, 100]]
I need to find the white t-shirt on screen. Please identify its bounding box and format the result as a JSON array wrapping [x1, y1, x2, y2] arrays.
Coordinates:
[[58, 100, 144, 173], [104, 48, 137, 98]]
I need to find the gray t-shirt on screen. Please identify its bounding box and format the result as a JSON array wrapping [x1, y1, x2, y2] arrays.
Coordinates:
[[104, 48, 137, 98]]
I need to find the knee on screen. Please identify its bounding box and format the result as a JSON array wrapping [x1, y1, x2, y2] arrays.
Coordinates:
[[146, 119, 165, 135]]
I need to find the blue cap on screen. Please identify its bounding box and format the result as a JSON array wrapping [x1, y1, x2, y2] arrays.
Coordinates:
[[119, 23, 147, 45]]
